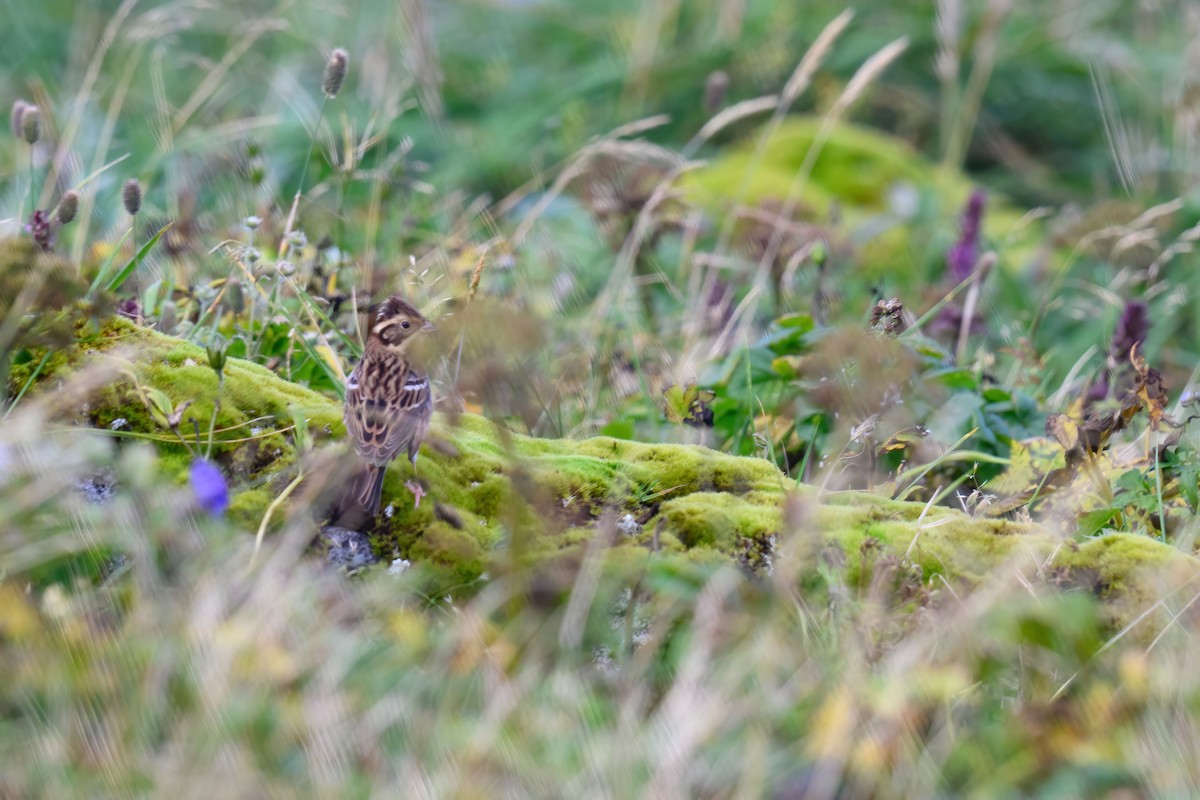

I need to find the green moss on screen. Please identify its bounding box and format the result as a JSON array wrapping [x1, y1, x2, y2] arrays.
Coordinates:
[[228, 489, 274, 531], [18, 316, 1200, 620], [408, 521, 490, 595], [465, 474, 508, 519], [681, 117, 1039, 277], [652, 491, 780, 551], [1054, 534, 1186, 626]]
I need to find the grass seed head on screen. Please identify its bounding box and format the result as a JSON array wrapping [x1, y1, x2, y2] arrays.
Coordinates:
[[123, 179, 142, 216], [158, 300, 178, 333], [21, 105, 40, 145], [10, 99, 28, 139], [704, 70, 729, 113], [323, 48, 349, 99], [57, 190, 79, 225]]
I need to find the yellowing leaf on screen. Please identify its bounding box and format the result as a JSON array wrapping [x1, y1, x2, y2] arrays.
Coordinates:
[[805, 685, 856, 761], [386, 609, 428, 651], [1046, 413, 1079, 451], [315, 343, 346, 382], [0, 584, 39, 641]]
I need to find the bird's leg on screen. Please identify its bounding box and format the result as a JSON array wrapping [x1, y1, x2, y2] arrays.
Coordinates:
[[404, 454, 426, 509]]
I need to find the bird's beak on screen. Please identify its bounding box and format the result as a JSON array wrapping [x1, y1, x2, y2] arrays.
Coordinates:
[[422, 321, 436, 333]]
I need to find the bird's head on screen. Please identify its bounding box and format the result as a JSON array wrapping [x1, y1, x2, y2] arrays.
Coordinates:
[[368, 295, 434, 350]]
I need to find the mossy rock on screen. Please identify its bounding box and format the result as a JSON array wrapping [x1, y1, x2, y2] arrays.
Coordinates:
[[10, 316, 1198, 623], [682, 117, 1038, 277]]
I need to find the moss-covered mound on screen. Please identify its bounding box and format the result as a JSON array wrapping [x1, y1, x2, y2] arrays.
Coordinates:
[[10, 316, 1198, 618], [681, 117, 1039, 277]]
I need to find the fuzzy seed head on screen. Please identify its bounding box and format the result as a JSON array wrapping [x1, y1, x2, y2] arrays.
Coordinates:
[[159, 300, 178, 334], [322, 48, 349, 98], [21, 105, 40, 145], [704, 70, 729, 114], [57, 190, 79, 225], [10, 100, 28, 139], [226, 280, 245, 314], [123, 179, 142, 216]]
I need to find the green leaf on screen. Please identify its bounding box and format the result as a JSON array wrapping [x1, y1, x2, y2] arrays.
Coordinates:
[[926, 393, 983, 443], [144, 387, 176, 428], [932, 368, 978, 390], [1017, 617, 1057, 650], [770, 355, 804, 380], [600, 419, 635, 440], [226, 336, 248, 360], [142, 279, 162, 317], [1180, 464, 1200, 510], [106, 223, 173, 293], [911, 339, 952, 361], [1114, 469, 1146, 494], [1078, 507, 1120, 536], [776, 313, 815, 332]]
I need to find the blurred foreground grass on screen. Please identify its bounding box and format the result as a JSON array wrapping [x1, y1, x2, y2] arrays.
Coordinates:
[[6, 388, 1200, 796]]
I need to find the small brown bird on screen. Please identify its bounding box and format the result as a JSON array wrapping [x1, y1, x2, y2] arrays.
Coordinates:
[[336, 294, 434, 522]]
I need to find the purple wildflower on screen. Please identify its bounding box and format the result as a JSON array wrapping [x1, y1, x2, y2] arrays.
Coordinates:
[[932, 190, 988, 342], [1088, 300, 1150, 404], [946, 190, 986, 283], [26, 209, 53, 252], [1085, 373, 1110, 404], [189, 459, 229, 517], [116, 298, 142, 321], [1111, 300, 1148, 362]]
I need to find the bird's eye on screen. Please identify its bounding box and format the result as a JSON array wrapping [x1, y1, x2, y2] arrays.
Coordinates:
[[401, 320, 411, 329]]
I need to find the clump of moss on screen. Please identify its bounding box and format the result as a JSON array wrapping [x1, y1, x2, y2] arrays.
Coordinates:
[[12, 316, 1200, 622], [680, 118, 1039, 279]]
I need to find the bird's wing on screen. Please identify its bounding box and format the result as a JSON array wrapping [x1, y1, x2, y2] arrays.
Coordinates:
[[344, 363, 432, 465], [383, 368, 433, 463]]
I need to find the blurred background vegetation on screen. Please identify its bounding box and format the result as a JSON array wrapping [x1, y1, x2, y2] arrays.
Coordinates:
[[5, 0, 1200, 796]]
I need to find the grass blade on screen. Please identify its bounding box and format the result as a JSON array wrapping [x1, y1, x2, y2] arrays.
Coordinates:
[[279, 307, 346, 400], [290, 281, 362, 359], [894, 427, 979, 502], [106, 222, 173, 293], [2, 350, 53, 420]]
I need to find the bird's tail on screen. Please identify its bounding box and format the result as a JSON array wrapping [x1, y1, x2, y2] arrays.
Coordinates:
[[331, 464, 385, 528]]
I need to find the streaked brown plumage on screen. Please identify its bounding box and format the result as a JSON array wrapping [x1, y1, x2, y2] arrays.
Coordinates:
[[337, 294, 434, 520]]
